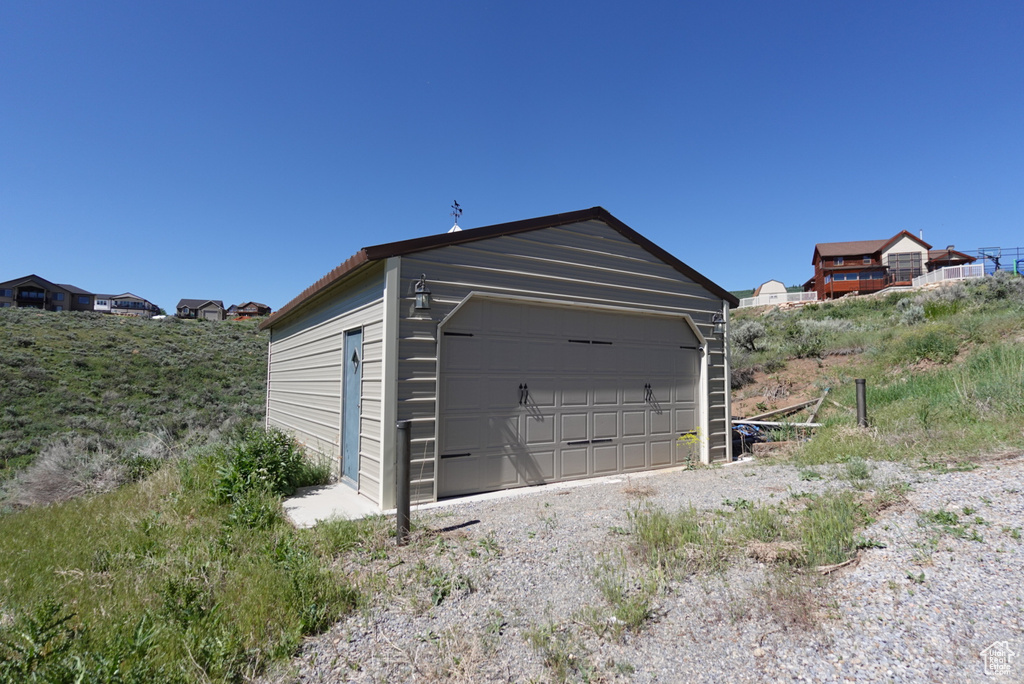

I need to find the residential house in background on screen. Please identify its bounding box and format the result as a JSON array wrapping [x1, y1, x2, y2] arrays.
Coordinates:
[[806, 232, 977, 300], [0, 274, 158, 316], [176, 299, 225, 320], [227, 302, 271, 318], [105, 293, 161, 317], [0, 275, 94, 312]]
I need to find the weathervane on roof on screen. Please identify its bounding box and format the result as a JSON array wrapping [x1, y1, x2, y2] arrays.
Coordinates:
[[448, 200, 463, 233]]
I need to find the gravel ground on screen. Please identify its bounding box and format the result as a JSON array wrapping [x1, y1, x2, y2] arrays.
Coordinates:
[[267, 455, 1024, 683]]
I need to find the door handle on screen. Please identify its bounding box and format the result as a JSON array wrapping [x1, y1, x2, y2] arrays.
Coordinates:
[[644, 383, 652, 402]]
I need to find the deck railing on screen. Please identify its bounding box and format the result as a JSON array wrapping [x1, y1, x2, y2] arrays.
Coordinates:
[[912, 264, 986, 288], [738, 291, 818, 308]]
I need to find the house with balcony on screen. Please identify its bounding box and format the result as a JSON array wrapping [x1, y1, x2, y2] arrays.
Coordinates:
[[226, 301, 271, 318], [105, 293, 161, 317], [0, 275, 93, 312], [806, 232, 976, 300]]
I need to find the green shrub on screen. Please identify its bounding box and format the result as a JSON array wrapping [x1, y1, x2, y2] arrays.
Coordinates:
[[732, 320, 767, 352], [213, 427, 327, 503]]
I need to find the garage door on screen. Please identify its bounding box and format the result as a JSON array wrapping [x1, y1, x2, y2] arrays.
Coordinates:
[[437, 298, 702, 498]]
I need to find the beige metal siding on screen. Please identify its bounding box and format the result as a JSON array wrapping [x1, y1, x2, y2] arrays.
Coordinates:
[[396, 219, 731, 503], [267, 265, 386, 504]]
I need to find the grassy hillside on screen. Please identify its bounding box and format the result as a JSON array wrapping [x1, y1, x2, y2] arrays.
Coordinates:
[[0, 309, 267, 486], [731, 272, 1024, 463]]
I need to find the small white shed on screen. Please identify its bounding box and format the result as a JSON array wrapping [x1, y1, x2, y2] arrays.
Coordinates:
[[260, 208, 738, 510]]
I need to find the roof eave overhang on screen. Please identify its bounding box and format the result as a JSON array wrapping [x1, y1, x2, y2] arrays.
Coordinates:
[[259, 250, 373, 330]]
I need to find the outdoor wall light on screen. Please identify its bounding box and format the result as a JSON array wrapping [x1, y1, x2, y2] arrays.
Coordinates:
[[711, 312, 726, 335], [414, 275, 432, 310]]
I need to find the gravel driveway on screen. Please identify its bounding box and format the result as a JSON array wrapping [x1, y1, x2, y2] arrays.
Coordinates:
[[267, 455, 1024, 683]]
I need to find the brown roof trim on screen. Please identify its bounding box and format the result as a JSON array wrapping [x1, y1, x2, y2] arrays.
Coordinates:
[[878, 230, 931, 253], [260, 207, 737, 331], [259, 250, 370, 330], [928, 249, 975, 262]]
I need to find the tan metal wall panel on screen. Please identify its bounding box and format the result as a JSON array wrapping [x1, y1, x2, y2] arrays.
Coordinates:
[[267, 265, 386, 503], [396, 220, 732, 501]]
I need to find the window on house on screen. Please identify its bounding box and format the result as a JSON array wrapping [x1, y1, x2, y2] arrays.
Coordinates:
[[0, 289, 11, 297], [887, 252, 923, 280], [78, 296, 90, 304], [834, 257, 844, 265], [54, 293, 64, 301], [54, 305, 63, 312], [863, 256, 871, 264], [0, 302, 11, 307]]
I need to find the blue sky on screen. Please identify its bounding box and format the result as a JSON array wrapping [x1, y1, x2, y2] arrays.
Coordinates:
[[3, 1, 1022, 310]]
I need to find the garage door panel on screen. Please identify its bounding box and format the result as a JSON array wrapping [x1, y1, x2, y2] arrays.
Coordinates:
[[623, 383, 646, 404], [674, 408, 696, 431], [481, 453, 520, 489], [623, 443, 646, 470], [522, 449, 555, 482], [650, 409, 672, 435], [620, 345, 646, 374], [560, 448, 588, 478], [524, 413, 555, 445], [623, 411, 646, 436], [485, 302, 523, 333], [525, 306, 565, 336], [590, 343, 618, 370], [562, 384, 589, 407], [560, 343, 591, 373], [486, 415, 519, 448], [488, 340, 523, 372], [442, 336, 482, 370], [593, 384, 618, 405], [558, 308, 592, 338], [440, 456, 479, 496], [444, 377, 484, 411], [593, 412, 619, 439], [527, 341, 562, 373], [593, 444, 618, 474], [561, 413, 588, 442], [651, 440, 672, 466], [524, 379, 556, 408], [441, 416, 482, 453]]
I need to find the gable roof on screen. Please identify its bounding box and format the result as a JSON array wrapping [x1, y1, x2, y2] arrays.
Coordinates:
[[0, 274, 64, 291], [177, 299, 224, 310], [813, 230, 932, 264], [928, 248, 975, 263], [261, 207, 737, 331], [56, 283, 94, 296]]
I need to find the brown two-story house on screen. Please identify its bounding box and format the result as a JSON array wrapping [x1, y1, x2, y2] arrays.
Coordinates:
[[807, 232, 975, 300], [0, 275, 94, 312]]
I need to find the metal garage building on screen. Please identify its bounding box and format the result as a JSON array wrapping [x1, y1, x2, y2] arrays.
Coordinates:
[[259, 208, 738, 510]]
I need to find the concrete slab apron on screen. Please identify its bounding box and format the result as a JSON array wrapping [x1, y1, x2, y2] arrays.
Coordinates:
[[283, 457, 753, 528]]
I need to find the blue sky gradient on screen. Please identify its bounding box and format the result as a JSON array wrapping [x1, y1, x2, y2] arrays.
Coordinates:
[[3, 1, 1022, 310]]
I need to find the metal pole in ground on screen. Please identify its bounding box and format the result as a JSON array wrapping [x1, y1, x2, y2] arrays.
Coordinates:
[[855, 379, 868, 428], [396, 420, 411, 545]]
